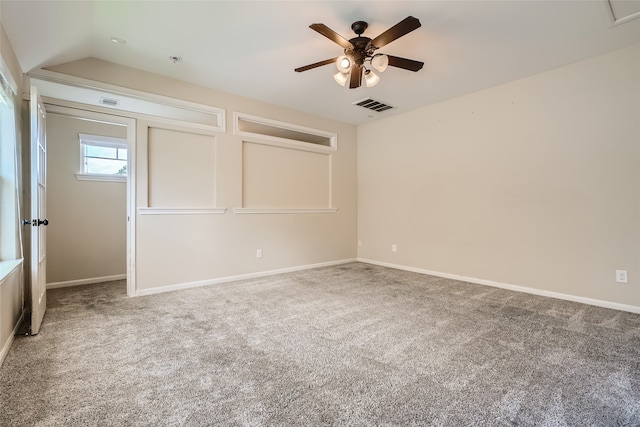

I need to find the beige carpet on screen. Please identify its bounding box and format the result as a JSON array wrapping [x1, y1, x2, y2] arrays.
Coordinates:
[[1, 262, 639, 426]]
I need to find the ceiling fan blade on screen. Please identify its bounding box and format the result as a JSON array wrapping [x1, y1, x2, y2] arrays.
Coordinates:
[[295, 57, 338, 73], [349, 66, 362, 89], [310, 23, 353, 49], [387, 55, 424, 72], [369, 16, 421, 49]]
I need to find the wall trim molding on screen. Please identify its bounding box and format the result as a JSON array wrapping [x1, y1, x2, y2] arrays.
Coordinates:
[[234, 111, 337, 153], [135, 258, 357, 297], [233, 208, 338, 214], [0, 311, 24, 368], [358, 258, 640, 314], [138, 207, 227, 215], [47, 274, 127, 289], [26, 69, 226, 132]]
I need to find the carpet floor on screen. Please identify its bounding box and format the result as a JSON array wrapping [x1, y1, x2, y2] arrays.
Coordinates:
[[1, 262, 639, 426]]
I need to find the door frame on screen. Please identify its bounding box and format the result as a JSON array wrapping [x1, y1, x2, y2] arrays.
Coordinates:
[[44, 105, 137, 296]]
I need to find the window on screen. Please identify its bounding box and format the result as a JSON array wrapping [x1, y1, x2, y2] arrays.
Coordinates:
[[0, 65, 20, 265], [77, 134, 128, 182]]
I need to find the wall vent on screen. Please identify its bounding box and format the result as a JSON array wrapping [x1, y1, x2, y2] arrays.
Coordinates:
[[353, 98, 395, 112], [99, 97, 120, 107]]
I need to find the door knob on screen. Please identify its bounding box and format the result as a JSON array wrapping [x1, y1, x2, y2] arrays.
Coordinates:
[[38, 219, 48, 226]]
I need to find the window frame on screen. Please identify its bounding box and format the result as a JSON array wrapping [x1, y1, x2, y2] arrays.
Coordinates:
[[76, 133, 128, 183], [0, 57, 22, 277]]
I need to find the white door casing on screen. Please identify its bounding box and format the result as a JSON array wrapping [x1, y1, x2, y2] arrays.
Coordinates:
[[30, 85, 47, 335]]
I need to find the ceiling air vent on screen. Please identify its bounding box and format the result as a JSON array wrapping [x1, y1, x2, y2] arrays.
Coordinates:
[[99, 97, 120, 107], [353, 98, 395, 112]]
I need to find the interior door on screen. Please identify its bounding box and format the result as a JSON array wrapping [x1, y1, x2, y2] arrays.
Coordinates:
[[30, 85, 47, 335]]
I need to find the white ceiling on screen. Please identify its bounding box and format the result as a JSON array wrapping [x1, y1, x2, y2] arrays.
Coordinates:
[[2, 1, 640, 125]]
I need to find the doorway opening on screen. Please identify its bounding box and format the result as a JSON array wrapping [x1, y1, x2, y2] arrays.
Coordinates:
[[44, 105, 136, 296]]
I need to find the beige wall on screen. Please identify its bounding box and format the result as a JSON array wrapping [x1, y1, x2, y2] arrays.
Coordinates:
[[47, 59, 358, 292], [358, 44, 640, 309], [46, 114, 127, 284], [0, 22, 24, 365]]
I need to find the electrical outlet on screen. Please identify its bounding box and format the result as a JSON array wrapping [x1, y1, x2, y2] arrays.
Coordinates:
[[392, 244, 397, 252], [256, 249, 263, 259], [358, 240, 362, 247], [616, 270, 628, 283]]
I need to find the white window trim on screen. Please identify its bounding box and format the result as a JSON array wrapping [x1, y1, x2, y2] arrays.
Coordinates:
[[75, 173, 126, 183], [0, 66, 21, 265], [0, 56, 18, 96], [78, 133, 128, 182]]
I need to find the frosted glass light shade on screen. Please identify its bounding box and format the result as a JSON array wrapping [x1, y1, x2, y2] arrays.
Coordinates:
[[364, 70, 380, 87], [371, 54, 389, 72], [333, 71, 348, 86], [336, 55, 352, 73]]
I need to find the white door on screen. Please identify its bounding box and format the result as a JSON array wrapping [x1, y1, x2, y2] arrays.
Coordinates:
[[30, 85, 47, 335]]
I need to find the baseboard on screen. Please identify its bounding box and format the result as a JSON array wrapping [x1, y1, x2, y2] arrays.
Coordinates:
[[47, 274, 127, 289], [0, 311, 24, 368], [358, 258, 640, 314], [135, 259, 358, 297]]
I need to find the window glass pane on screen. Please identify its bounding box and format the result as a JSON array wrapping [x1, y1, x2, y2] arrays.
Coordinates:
[[85, 158, 127, 175], [85, 144, 117, 159], [80, 135, 127, 177], [0, 80, 18, 261]]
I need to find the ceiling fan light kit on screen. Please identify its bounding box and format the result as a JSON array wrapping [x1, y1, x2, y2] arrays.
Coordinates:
[[337, 55, 352, 73], [371, 54, 389, 73], [364, 69, 380, 87], [333, 71, 349, 86], [295, 16, 424, 89]]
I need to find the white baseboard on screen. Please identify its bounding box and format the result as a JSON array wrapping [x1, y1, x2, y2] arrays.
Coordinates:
[[0, 311, 24, 368], [358, 258, 640, 314], [47, 274, 127, 289], [135, 259, 358, 297]]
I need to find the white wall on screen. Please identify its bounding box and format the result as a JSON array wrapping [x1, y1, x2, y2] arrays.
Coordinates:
[[358, 44, 640, 311], [46, 114, 127, 285], [46, 59, 358, 293]]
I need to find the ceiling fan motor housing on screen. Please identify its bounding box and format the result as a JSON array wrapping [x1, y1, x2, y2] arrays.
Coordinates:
[[346, 37, 373, 66]]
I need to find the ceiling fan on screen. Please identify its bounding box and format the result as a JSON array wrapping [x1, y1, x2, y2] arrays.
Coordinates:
[[295, 16, 424, 89]]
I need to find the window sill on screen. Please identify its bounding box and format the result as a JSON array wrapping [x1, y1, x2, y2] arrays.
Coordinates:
[[75, 173, 126, 183], [0, 259, 22, 285]]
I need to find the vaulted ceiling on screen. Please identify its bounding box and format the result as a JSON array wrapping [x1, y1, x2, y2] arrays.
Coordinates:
[[2, 1, 640, 125]]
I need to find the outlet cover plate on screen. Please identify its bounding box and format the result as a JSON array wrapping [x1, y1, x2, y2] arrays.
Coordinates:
[[616, 270, 628, 283]]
